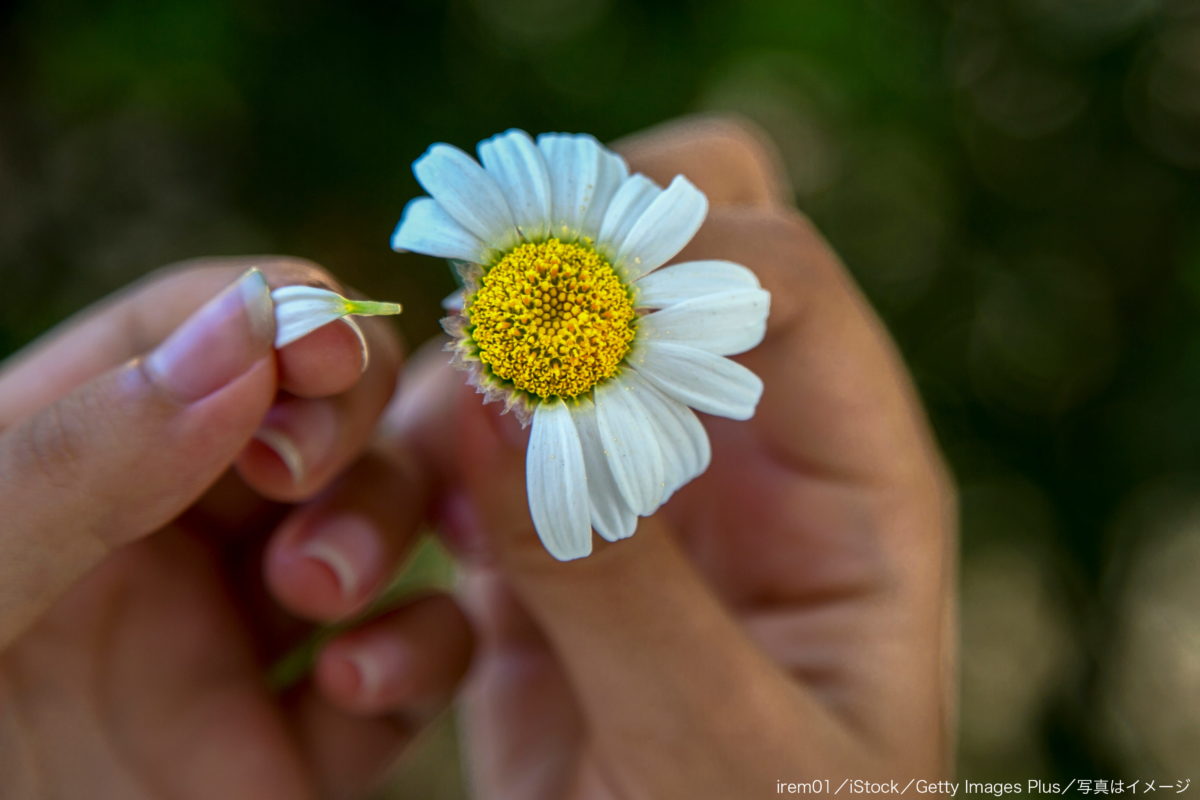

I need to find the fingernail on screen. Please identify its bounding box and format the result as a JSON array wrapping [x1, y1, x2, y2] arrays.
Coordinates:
[[253, 398, 340, 486], [343, 638, 410, 705], [436, 490, 494, 565], [301, 514, 382, 602], [344, 649, 384, 703], [145, 269, 275, 403], [254, 428, 305, 483]]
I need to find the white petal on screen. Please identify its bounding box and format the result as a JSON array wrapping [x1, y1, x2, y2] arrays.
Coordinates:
[[270, 286, 402, 348], [579, 146, 629, 242], [629, 341, 764, 421], [620, 371, 712, 507], [597, 174, 660, 257], [478, 129, 552, 242], [391, 197, 489, 263], [527, 400, 593, 560], [593, 378, 666, 516], [413, 143, 517, 248], [537, 133, 629, 241], [613, 176, 708, 281], [637, 289, 770, 355], [572, 400, 638, 542], [441, 288, 465, 312], [634, 259, 762, 308]]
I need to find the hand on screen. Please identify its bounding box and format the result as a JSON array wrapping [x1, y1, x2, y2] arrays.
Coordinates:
[[378, 117, 956, 798], [0, 259, 472, 799]]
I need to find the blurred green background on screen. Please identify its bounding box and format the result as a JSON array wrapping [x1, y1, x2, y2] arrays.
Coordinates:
[[3, 0, 1200, 795]]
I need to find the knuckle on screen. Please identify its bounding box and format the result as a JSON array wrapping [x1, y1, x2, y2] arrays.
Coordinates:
[[690, 205, 841, 286], [692, 112, 777, 166], [762, 206, 825, 257], [760, 207, 851, 290]]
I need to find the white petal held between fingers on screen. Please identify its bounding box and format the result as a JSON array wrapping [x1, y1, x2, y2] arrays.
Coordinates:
[[271, 286, 403, 349], [393, 129, 772, 560]]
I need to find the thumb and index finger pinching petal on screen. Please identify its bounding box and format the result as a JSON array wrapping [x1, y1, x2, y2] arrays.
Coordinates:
[[0, 265, 405, 645], [0, 268, 279, 646]]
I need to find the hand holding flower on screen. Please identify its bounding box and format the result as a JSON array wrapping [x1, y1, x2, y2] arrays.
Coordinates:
[[375, 117, 957, 797]]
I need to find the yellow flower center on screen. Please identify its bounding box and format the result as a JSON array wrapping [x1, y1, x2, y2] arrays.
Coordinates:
[[467, 239, 637, 400]]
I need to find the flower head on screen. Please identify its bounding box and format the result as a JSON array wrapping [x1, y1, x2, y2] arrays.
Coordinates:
[[393, 129, 770, 560]]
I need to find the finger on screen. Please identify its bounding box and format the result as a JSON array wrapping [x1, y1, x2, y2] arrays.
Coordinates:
[[0, 269, 277, 646], [379, 347, 589, 794], [673, 206, 957, 770], [676, 205, 946, 490], [613, 114, 791, 208], [456, 567, 584, 800], [315, 593, 474, 714], [379, 336, 462, 486], [451, 396, 850, 789], [232, 322, 400, 502], [264, 450, 430, 622], [274, 295, 404, 400], [273, 319, 368, 399], [289, 594, 474, 798], [0, 256, 334, 425]]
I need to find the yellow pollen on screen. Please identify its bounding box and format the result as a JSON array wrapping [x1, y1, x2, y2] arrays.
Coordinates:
[[467, 239, 637, 399]]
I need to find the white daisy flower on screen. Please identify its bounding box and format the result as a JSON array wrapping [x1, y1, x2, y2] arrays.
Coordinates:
[[392, 129, 770, 561]]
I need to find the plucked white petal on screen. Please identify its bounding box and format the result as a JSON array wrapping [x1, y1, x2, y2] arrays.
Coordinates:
[[638, 289, 770, 355], [479, 129, 552, 242], [537, 133, 628, 241], [527, 400, 593, 560], [597, 174, 660, 257], [413, 143, 517, 248], [613, 176, 708, 281], [634, 259, 762, 308], [627, 372, 712, 494], [593, 379, 666, 516], [391, 197, 489, 263], [630, 341, 764, 421], [271, 286, 402, 348], [572, 400, 638, 542]]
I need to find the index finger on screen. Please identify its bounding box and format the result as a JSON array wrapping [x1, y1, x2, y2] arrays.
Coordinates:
[[0, 257, 343, 425]]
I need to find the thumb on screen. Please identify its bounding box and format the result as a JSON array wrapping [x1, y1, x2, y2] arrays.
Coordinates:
[[0, 269, 277, 645], [455, 396, 829, 786]]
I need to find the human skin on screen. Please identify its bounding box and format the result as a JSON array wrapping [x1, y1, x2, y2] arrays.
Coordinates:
[[361, 117, 958, 798], [0, 116, 955, 800], [0, 260, 472, 799]]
